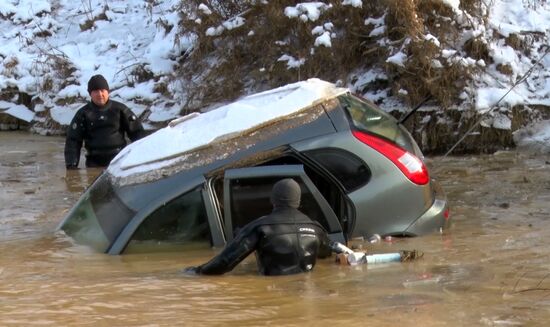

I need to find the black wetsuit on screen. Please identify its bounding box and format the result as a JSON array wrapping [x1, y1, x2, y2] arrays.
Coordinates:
[[64, 100, 145, 168], [196, 207, 331, 275]]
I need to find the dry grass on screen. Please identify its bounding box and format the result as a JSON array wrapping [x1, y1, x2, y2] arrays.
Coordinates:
[[383, 0, 478, 107], [505, 33, 532, 56], [49, 55, 78, 90], [2, 57, 19, 77], [41, 77, 54, 92], [176, 0, 387, 110], [173, 0, 490, 112], [0, 86, 19, 102], [0, 86, 32, 112], [176, 0, 326, 110], [459, 0, 489, 16], [129, 64, 155, 86], [463, 36, 491, 62], [32, 52, 78, 95], [153, 81, 170, 97], [0, 12, 14, 20], [399, 107, 520, 154], [385, 0, 424, 41], [496, 63, 514, 76], [79, 5, 110, 31]]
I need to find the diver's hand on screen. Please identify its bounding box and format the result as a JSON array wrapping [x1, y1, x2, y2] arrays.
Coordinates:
[[182, 266, 201, 275]]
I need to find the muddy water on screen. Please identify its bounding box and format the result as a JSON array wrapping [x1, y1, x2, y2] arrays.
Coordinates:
[[1, 131, 550, 326]]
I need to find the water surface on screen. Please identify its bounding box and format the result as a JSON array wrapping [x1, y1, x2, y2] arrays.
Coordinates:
[[1, 131, 549, 326]]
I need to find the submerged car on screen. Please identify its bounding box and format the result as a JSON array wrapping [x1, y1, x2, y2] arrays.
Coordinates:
[[58, 79, 450, 254]]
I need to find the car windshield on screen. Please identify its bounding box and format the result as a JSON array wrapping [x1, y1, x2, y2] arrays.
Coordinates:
[[59, 174, 135, 252], [339, 94, 415, 153]]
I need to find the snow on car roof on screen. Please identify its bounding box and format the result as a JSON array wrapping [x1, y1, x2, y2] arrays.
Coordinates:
[[107, 78, 348, 178]]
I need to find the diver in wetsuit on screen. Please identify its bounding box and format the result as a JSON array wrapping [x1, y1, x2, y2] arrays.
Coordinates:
[[184, 178, 332, 276], [64, 74, 145, 169]]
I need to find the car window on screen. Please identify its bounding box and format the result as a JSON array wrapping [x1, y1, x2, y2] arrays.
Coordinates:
[[304, 148, 370, 192], [59, 174, 135, 252], [227, 176, 335, 234], [59, 193, 110, 252], [125, 187, 211, 253], [339, 94, 415, 152]]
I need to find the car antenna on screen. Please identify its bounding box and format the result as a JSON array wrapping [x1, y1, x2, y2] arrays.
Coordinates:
[[398, 94, 432, 125]]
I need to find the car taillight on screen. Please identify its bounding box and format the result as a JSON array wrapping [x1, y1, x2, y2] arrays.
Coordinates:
[[352, 130, 429, 185]]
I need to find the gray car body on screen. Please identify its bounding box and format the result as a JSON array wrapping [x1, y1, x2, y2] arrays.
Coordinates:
[[58, 92, 449, 254]]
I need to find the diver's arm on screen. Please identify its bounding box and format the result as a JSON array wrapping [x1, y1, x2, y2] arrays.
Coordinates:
[[120, 105, 145, 141], [313, 223, 352, 258], [64, 110, 85, 169], [190, 223, 260, 275]]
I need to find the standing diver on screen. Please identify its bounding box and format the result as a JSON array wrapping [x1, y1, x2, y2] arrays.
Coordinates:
[[64, 74, 145, 169], [184, 178, 333, 276]]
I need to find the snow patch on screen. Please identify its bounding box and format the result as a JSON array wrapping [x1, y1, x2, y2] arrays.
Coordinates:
[[108, 79, 347, 177], [342, 0, 362, 8], [386, 51, 407, 67], [514, 120, 550, 153], [278, 55, 306, 69], [284, 3, 330, 22], [0, 101, 34, 122]]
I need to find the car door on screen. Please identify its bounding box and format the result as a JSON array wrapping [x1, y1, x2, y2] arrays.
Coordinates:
[[222, 164, 345, 243], [108, 175, 226, 254]]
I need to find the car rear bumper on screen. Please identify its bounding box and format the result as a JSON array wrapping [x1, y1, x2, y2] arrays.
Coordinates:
[[404, 179, 450, 235]]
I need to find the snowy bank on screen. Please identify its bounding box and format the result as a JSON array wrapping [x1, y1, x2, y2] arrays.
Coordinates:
[[0, 0, 190, 128], [0, 0, 549, 153]]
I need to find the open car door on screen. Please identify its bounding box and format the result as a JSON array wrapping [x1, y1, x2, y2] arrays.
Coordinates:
[[222, 165, 345, 243]]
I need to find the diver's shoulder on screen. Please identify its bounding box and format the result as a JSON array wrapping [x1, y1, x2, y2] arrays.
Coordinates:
[[109, 99, 129, 108]]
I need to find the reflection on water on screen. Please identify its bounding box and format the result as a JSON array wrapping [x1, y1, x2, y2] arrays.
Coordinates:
[[1, 131, 550, 326], [64, 167, 104, 194]]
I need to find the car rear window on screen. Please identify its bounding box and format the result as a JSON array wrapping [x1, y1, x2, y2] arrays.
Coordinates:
[[339, 94, 415, 153], [304, 148, 370, 192]]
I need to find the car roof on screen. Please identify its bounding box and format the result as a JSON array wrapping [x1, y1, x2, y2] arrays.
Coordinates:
[[107, 79, 348, 183]]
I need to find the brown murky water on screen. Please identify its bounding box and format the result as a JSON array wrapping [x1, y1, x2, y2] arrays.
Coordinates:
[[1, 131, 550, 326]]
